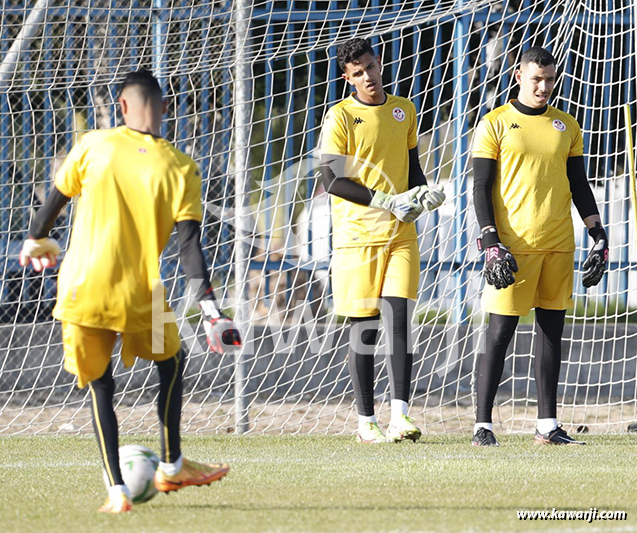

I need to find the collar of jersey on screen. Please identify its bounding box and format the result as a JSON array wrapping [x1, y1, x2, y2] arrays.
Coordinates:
[[123, 126, 163, 140], [510, 99, 548, 116], [352, 92, 388, 107]]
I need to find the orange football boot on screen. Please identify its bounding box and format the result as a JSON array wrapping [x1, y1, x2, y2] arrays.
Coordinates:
[[154, 458, 229, 493]]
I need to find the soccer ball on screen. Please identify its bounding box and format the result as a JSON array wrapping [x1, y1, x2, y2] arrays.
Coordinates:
[[102, 444, 160, 503]]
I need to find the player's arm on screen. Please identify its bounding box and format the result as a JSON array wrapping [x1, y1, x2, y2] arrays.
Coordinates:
[[320, 154, 374, 205], [408, 147, 427, 187], [406, 100, 444, 211], [567, 155, 608, 288], [19, 187, 70, 271], [473, 157, 517, 289], [176, 220, 241, 354], [320, 153, 425, 223], [320, 150, 432, 202], [408, 147, 445, 211], [22, 135, 88, 271], [473, 157, 497, 233]]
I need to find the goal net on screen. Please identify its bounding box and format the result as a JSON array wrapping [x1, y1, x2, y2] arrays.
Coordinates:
[[1, 0, 636, 436]]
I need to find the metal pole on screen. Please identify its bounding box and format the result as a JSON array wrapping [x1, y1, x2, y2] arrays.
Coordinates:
[[620, 52, 634, 305], [233, 0, 252, 434], [452, 1, 469, 324], [152, 0, 168, 138], [152, 0, 164, 79], [0, 0, 53, 88]]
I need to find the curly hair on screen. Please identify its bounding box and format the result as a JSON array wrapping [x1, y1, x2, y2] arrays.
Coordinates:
[[336, 38, 376, 73]]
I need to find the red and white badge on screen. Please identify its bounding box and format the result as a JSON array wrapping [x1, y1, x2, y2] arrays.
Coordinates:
[[552, 119, 566, 132], [393, 107, 405, 122]]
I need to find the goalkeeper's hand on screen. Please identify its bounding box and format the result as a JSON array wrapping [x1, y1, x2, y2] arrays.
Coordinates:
[[370, 186, 425, 223], [199, 300, 242, 355], [483, 243, 518, 289], [19, 237, 61, 272], [415, 184, 446, 212], [582, 223, 608, 288]]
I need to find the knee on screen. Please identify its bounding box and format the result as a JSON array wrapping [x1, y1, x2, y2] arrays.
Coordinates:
[[350, 316, 380, 351], [90, 369, 115, 397], [488, 315, 518, 346], [156, 348, 186, 379], [536, 309, 565, 343]]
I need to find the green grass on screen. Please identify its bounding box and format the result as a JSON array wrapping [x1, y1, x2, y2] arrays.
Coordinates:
[[1, 434, 636, 532]]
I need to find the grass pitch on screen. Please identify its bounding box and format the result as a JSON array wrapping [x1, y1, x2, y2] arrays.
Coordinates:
[[1, 434, 636, 533]]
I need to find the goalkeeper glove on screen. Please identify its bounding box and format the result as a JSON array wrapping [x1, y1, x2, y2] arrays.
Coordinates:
[[370, 186, 425, 223], [478, 228, 518, 290], [19, 237, 61, 272], [415, 184, 446, 212], [483, 243, 518, 289], [199, 299, 242, 355], [582, 223, 608, 288]]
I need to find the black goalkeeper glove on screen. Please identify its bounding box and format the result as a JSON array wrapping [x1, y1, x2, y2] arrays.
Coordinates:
[[199, 300, 242, 355], [478, 228, 518, 290], [483, 243, 518, 289], [582, 223, 608, 288]]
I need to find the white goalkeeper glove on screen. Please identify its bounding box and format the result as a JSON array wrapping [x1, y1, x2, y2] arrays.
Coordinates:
[[199, 300, 242, 355], [19, 237, 61, 272], [415, 184, 446, 212], [370, 186, 425, 223]]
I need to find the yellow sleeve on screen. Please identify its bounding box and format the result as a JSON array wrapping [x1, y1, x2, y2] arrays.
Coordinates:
[[321, 107, 348, 155], [407, 101, 418, 150], [54, 136, 87, 197], [175, 163, 203, 223], [472, 117, 500, 160], [569, 117, 584, 157]]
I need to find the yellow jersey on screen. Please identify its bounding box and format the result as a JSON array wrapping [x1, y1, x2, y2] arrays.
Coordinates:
[[53, 126, 203, 332], [472, 101, 584, 253], [321, 93, 419, 248]]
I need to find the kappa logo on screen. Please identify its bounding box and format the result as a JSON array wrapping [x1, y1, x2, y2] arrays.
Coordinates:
[[552, 119, 566, 132], [353, 117, 364, 126], [392, 107, 405, 122], [510, 123, 521, 129]]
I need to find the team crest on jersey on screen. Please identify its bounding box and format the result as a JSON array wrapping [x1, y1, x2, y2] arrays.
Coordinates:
[[552, 119, 566, 132], [393, 107, 405, 122]]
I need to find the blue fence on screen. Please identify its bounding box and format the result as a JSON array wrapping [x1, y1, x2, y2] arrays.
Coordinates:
[[0, 1, 635, 323]]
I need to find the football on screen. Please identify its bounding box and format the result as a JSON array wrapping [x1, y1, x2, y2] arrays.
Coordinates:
[[103, 444, 160, 503]]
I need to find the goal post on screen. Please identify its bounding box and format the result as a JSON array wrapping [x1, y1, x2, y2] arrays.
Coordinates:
[[233, 0, 252, 434], [625, 104, 637, 250], [0, 0, 636, 436]]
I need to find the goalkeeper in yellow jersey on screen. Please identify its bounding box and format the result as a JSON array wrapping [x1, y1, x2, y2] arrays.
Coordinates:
[[321, 38, 445, 443], [19, 69, 241, 512], [472, 47, 608, 446]]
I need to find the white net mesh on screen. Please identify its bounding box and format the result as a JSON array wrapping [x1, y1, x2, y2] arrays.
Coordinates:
[[1, 0, 636, 436]]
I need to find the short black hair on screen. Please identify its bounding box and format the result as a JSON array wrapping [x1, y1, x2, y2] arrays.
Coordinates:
[[520, 46, 556, 68], [118, 68, 162, 101], [336, 38, 376, 73]]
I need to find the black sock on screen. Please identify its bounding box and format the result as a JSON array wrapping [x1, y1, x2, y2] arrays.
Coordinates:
[[476, 313, 519, 423], [383, 297, 414, 404], [534, 308, 565, 419], [155, 348, 185, 463], [348, 315, 380, 416], [88, 362, 123, 486]]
